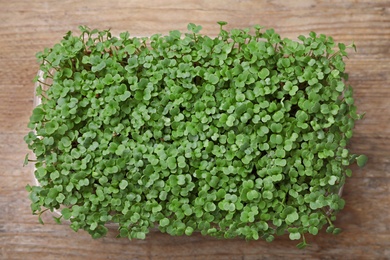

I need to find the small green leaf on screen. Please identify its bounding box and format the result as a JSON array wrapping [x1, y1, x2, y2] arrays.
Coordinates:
[[185, 226, 194, 236], [333, 228, 342, 234], [167, 156, 177, 170], [296, 241, 308, 249], [286, 212, 299, 223], [30, 107, 45, 123], [38, 215, 44, 225], [53, 216, 62, 224], [119, 180, 128, 190], [356, 155, 368, 167], [136, 232, 146, 239], [326, 226, 335, 233], [125, 44, 136, 55], [23, 154, 29, 167], [272, 111, 284, 122], [208, 74, 219, 84], [159, 218, 170, 227], [289, 232, 301, 240], [62, 208, 72, 220], [263, 191, 273, 200], [247, 190, 259, 201], [308, 226, 318, 235], [226, 115, 235, 127], [45, 121, 59, 135], [152, 205, 162, 213], [259, 68, 270, 79], [56, 193, 65, 203], [328, 176, 337, 185]]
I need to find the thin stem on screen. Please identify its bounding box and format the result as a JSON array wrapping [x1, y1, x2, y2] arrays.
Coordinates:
[[325, 214, 334, 226], [328, 51, 340, 60], [38, 208, 50, 216], [42, 68, 54, 78], [37, 80, 51, 87]]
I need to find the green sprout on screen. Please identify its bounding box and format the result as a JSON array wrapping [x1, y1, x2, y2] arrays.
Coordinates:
[[25, 22, 367, 248]]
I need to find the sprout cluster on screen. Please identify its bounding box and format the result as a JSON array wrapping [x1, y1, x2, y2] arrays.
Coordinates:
[[25, 23, 366, 248]]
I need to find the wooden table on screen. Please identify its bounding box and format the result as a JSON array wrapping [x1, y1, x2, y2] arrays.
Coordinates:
[[1, 0, 389, 259]]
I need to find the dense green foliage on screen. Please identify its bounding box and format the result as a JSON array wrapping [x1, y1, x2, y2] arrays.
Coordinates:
[[25, 23, 366, 248]]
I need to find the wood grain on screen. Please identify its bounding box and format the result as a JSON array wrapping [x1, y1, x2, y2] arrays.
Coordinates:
[[1, 0, 389, 259]]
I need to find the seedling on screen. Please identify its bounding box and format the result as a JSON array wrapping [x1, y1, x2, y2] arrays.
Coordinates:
[[25, 22, 366, 248]]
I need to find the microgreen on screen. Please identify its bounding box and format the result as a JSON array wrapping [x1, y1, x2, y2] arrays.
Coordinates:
[[25, 22, 366, 248]]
